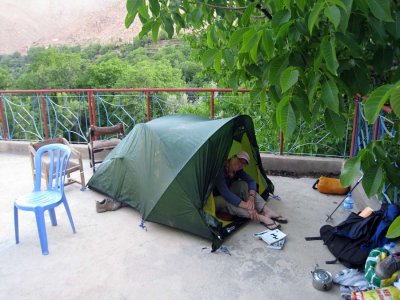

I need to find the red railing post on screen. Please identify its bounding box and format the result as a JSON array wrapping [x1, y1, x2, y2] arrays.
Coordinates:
[[88, 91, 96, 127], [39, 92, 49, 140], [279, 130, 284, 155], [349, 95, 360, 158], [0, 94, 8, 140], [146, 90, 151, 121], [210, 91, 215, 119], [373, 117, 380, 140]]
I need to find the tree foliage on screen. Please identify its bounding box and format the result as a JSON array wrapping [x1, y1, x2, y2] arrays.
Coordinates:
[[126, 0, 400, 199]]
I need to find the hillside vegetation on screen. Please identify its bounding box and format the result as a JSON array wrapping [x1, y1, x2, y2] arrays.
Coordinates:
[[0, 37, 208, 90]]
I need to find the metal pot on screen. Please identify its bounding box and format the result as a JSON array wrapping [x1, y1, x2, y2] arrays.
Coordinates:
[[311, 265, 333, 291]]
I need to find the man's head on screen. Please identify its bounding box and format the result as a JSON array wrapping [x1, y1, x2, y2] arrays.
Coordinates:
[[231, 150, 250, 171]]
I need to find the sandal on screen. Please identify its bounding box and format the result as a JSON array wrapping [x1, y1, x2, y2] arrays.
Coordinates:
[[260, 222, 281, 230], [271, 216, 288, 224]]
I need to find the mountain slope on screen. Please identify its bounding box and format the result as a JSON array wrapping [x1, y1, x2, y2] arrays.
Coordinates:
[[0, 0, 141, 55]]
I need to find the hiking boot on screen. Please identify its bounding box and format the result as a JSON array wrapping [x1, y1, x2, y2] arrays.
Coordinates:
[[96, 198, 122, 213], [375, 253, 400, 279]]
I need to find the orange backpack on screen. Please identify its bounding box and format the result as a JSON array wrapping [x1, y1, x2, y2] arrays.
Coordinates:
[[312, 176, 350, 195]]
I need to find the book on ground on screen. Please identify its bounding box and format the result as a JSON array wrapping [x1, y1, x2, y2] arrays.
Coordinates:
[[266, 238, 286, 250], [260, 229, 286, 244], [254, 228, 287, 249]]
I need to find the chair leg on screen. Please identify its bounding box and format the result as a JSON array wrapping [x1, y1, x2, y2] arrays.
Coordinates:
[[14, 205, 19, 244], [62, 197, 76, 234], [34, 208, 49, 255], [48, 208, 57, 226], [80, 170, 86, 191], [88, 147, 93, 169]]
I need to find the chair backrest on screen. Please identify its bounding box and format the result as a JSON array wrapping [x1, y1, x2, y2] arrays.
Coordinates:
[[89, 123, 125, 142], [31, 137, 67, 152], [34, 144, 71, 193]]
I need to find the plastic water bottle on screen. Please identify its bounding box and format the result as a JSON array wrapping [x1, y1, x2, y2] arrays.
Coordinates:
[[385, 242, 396, 254], [343, 193, 354, 211]]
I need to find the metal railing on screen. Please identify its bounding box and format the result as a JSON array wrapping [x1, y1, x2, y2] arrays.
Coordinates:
[[0, 88, 353, 157], [350, 95, 399, 203]]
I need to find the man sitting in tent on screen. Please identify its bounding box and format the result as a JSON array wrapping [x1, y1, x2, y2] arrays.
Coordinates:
[[214, 151, 287, 230]]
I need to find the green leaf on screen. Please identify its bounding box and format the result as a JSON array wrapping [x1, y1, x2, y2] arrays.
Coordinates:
[[324, 5, 341, 29], [249, 32, 261, 62], [386, 216, 400, 239], [223, 49, 235, 69], [151, 20, 161, 42], [340, 158, 361, 187], [383, 162, 400, 187], [269, 56, 289, 86], [280, 67, 299, 93], [214, 51, 222, 73], [275, 21, 293, 41], [172, 12, 186, 29], [292, 96, 311, 123], [338, 0, 353, 32], [367, 0, 394, 22], [308, 0, 324, 34], [207, 26, 215, 48], [321, 79, 339, 113], [362, 165, 384, 197], [201, 49, 218, 68], [296, 0, 306, 11], [336, 32, 362, 58], [127, 0, 143, 14], [364, 84, 393, 123], [387, 11, 400, 38], [276, 95, 296, 138], [359, 148, 376, 171], [125, 12, 136, 28], [307, 73, 321, 102], [328, 0, 348, 11], [272, 10, 292, 31], [149, 0, 160, 16], [162, 16, 174, 38], [191, 8, 204, 27], [261, 30, 274, 59], [321, 37, 338, 75], [228, 28, 248, 48], [240, 2, 257, 26], [390, 85, 400, 117], [324, 110, 346, 137], [239, 29, 259, 54]]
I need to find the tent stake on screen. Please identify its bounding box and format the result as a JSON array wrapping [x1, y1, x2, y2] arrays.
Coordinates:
[[325, 175, 363, 222]]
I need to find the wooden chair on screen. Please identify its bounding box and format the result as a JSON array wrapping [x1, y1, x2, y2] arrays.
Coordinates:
[[29, 138, 86, 190], [88, 123, 124, 172]]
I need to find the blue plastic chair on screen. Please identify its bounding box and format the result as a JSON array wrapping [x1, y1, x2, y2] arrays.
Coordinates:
[[14, 144, 76, 255]]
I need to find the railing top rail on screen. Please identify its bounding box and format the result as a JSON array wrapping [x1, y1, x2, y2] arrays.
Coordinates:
[[0, 88, 252, 94]]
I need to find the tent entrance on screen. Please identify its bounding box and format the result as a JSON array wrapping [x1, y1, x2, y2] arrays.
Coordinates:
[[202, 133, 266, 236]]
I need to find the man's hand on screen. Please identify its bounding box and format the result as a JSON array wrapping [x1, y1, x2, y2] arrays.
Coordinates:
[[246, 195, 255, 210], [248, 209, 259, 221]]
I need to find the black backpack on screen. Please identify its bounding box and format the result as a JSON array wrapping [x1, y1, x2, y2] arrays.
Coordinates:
[[306, 205, 399, 269]]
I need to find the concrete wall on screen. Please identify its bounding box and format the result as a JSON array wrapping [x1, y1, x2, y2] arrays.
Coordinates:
[[1, 140, 379, 209]]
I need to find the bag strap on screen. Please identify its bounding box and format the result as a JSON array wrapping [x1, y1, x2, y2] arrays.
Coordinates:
[[325, 259, 338, 264], [305, 236, 322, 241], [312, 179, 319, 190]]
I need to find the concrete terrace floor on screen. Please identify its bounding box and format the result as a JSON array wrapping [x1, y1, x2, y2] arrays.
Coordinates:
[[0, 151, 356, 300]]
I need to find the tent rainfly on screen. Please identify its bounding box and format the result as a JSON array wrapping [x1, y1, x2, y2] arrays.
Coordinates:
[[88, 114, 274, 250]]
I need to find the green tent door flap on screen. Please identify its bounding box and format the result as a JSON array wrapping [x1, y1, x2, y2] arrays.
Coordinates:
[[88, 114, 273, 245]]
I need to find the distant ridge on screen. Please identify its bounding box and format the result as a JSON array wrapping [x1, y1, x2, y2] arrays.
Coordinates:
[[0, 0, 141, 55]]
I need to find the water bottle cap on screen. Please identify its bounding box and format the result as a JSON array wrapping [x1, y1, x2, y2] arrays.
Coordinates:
[[390, 242, 396, 248]]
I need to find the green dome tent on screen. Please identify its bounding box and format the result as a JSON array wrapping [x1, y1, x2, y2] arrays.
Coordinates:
[[88, 114, 273, 249]]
